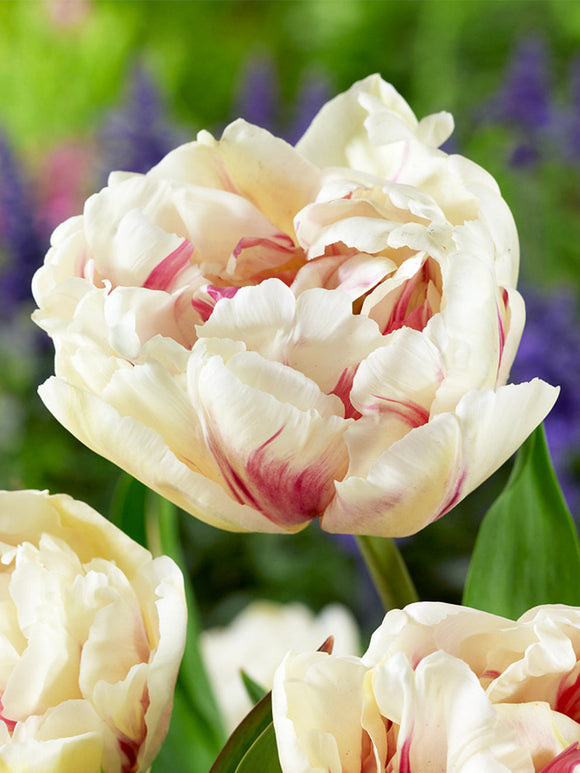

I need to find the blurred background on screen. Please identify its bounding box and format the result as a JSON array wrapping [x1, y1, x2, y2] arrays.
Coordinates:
[[1, 0, 580, 643]]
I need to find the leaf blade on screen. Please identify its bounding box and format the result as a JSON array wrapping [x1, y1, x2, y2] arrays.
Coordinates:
[[463, 424, 580, 618]]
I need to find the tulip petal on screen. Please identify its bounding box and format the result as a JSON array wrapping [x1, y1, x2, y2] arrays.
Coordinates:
[[272, 651, 380, 773], [189, 346, 350, 528], [38, 376, 296, 533], [323, 380, 558, 537], [199, 279, 383, 394], [373, 651, 532, 772]]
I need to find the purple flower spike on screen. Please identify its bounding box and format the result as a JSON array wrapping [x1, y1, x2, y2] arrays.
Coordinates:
[[234, 55, 280, 134], [0, 133, 46, 314], [510, 286, 580, 513], [491, 36, 552, 130], [98, 63, 186, 178], [286, 71, 333, 145]]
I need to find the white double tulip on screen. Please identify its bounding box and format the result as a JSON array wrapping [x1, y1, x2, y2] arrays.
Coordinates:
[[273, 602, 580, 772], [0, 490, 186, 773], [33, 74, 557, 537]]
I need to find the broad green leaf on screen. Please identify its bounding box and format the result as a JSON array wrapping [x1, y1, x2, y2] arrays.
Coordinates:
[[235, 723, 282, 773], [463, 424, 580, 619], [241, 670, 267, 705], [210, 692, 281, 773]]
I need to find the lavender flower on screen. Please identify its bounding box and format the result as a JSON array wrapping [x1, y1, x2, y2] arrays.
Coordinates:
[[482, 36, 552, 167], [233, 54, 331, 144], [234, 55, 280, 134], [98, 63, 186, 179], [510, 286, 580, 513], [285, 70, 333, 145], [0, 133, 47, 315]]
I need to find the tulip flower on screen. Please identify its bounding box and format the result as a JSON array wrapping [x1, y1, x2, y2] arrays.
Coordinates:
[[273, 602, 580, 772], [0, 489, 186, 773], [32, 74, 558, 537]]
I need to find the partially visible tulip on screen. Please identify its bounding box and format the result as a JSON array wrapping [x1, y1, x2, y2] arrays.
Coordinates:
[[0, 489, 186, 773], [32, 74, 558, 537], [273, 602, 580, 772], [200, 600, 359, 732]]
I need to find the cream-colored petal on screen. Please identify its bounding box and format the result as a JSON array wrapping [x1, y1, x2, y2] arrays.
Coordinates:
[[38, 377, 294, 533], [323, 380, 558, 538], [189, 347, 350, 528]]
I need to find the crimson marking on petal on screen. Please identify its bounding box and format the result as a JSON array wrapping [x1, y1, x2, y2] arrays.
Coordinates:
[[0, 700, 16, 735], [538, 743, 580, 772], [246, 426, 333, 527], [383, 261, 437, 336], [495, 288, 509, 385], [191, 285, 241, 323], [398, 726, 413, 773], [143, 239, 194, 291], [556, 670, 580, 723], [332, 367, 361, 420], [191, 295, 215, 323], [232, 233, 296, 260], [205, 430, 262, 510], [207, 285, 241, 307], [480, 669, 501, 680], [391, 140, 410, 184], [368, 395, 429, 428], [119, 738, 140, 773], [206, 422, 341, 528], [431, 469, 467, 523]]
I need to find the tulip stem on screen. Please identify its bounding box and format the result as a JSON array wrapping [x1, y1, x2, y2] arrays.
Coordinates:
[[355, 535, 419, 611]]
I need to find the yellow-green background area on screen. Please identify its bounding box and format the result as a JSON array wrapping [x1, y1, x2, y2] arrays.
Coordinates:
[[0, 0, 579, 628]]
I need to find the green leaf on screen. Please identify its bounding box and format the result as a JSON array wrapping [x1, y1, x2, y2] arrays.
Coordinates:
[[240, 670, 267, 705], [235, 723, 282, 773], [463, 424, 580, 619], [210, 692, 281, 773]]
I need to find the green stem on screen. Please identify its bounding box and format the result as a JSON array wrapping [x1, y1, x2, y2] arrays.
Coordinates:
[[355, 535, 419, 611]]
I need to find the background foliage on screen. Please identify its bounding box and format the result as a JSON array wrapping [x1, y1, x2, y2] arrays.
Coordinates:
[[0, 0, 579, 642]]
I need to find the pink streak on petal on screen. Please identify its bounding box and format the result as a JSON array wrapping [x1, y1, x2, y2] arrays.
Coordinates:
[[391, 140, 410, 184], [232, 233, 295, 259], [480, 669, 501, 680], [332, 367, 361, 420], [398, 727, 413, 773], [539, 744, 580, 772], [191, 296, 215, 323], [143, 239, 194, 291], [556, 670, 580, 723], [431, 470, 467, 523], [245, 427, 335, 527], [207, 285, 241, 304], [191, 285, 241, 323], [205, 430, 262, 510], [0, 699, 16, 734], [383, 261, 437, 336], [367, 395, 429, 428]]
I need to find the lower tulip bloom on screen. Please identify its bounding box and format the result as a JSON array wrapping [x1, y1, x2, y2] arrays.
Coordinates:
[[200, 600, 359, 733], [272, 602, 580, 772], [0, 489, 186, 773], [32, 74, 558, 537]]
